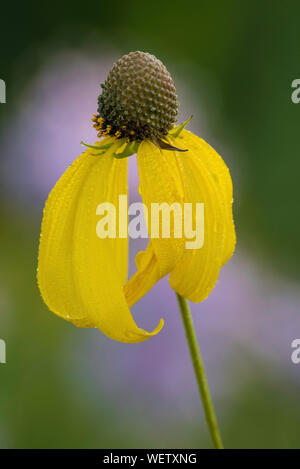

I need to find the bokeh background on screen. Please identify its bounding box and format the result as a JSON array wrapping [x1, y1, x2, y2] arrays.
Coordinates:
[[1, 0, 300, 449]]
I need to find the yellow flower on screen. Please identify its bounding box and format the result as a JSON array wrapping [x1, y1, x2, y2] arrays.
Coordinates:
[[37, 52, 235, 343]]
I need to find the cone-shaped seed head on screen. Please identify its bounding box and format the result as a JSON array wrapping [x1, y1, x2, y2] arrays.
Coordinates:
[[94, 51, 178, 141]]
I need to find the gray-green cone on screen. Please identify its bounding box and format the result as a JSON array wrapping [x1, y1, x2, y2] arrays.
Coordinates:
[[94, 51, 179, 142]]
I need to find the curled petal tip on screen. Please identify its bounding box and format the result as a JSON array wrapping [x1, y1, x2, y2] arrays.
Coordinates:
[[122, 318, 164, 343], [143, 317, 164, 339], [150, 317, 164, 335]]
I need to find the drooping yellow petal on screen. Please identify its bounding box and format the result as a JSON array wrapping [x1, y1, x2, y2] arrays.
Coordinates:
[[167, 130, 236, 302], [124, 129, 235, 305], [38, 141, 163, 343], [135, 140, 185, 277], [179, 130, 236, 266], [123, 141, 186, 305], [124, 242, 161, 307]]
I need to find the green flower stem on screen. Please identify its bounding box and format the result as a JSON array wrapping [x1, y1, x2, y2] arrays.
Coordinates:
[[176, 293, 224, 449]]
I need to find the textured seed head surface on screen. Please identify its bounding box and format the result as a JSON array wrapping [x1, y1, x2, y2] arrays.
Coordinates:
[[94, 51, 178, 141]]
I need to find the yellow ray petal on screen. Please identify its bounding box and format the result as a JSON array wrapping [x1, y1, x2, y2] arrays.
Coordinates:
[[180, 130, 236, 266], [125, 133, 235, 305], [167, 130, 236, 302], [38, 141, 163, 343], [123, 140, 187, 305], [136, 140, 185, 277], [123, 242, 160, 307]]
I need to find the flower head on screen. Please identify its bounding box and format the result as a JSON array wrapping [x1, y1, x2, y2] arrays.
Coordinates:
[[37, 52, 236, 343], [94, 51, 178, 142]]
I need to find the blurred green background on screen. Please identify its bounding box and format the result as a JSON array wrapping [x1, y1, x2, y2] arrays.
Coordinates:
[[1, 0, 300, 449]]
